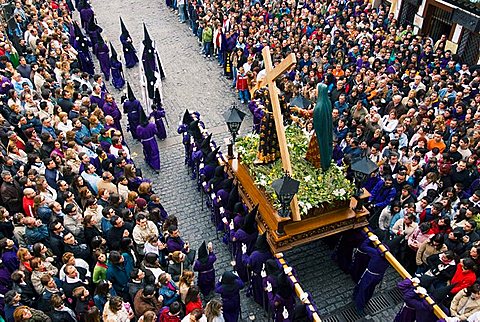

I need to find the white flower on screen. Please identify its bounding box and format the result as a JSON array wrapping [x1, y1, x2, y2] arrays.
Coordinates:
[[259, 179, 267, 187], [306, 203, 312, 210], [304, 175, 311, 182]]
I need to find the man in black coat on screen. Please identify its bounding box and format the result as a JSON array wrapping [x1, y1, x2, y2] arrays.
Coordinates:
[[0, 170, 23, 213], [106, 215, 133, 251]]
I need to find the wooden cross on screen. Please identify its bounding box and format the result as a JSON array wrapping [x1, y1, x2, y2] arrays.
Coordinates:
[[261, 46, 301, 222]]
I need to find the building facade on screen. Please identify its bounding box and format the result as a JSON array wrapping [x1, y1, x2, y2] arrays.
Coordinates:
[[391, 0, 480, 65]]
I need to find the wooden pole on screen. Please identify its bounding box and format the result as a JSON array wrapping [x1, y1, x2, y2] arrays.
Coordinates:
[[362, 227, 448, 319], [261, 46, 301, 221], [275, 253, 322, 322]]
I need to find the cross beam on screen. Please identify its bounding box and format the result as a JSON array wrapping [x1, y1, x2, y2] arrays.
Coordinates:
[[262, 46, 301, 222]]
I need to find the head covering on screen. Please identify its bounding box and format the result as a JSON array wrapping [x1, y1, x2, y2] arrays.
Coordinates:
[[143, 23, 153, 48], [87, 16, 99, 32], [183, 109, 194, 125], [126, 82, 136, 101], [109, 42, 118, 62], [265, 258, 281, 277], [255, 232, 269, 252], [242, 204, 258, 234], [221, 271, 238, 293], [139, 107, 148, 126], [277, 271, 294, 298], [73, 21, 84, 39], [187, 120, 202, 141], [227, 184, 239, 211], [153, 88, 162, 108], [119, 17, 129, 37], [199, 134, 212, 154], [97, 33, 106, 46], [205, 146, 220, 165], [233, 202, 245, 215], [197, 241, 208, 264], [135, 198, 147, 209]]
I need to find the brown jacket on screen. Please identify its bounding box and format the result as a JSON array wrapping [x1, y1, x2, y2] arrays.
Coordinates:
[[133, 290, 162, 317]]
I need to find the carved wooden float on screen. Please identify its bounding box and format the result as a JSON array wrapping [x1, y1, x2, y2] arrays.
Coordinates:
[[225, 158, 370, 252]]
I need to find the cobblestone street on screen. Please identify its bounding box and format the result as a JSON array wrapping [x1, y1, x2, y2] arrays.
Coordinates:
[[92, 1, 402, 320]]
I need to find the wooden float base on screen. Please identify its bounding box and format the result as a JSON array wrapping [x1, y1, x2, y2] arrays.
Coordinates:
[[226, 158, 370, 253]]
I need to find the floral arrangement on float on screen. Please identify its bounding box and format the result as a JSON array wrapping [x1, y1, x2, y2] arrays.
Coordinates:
[[235, 125, 355, 216]]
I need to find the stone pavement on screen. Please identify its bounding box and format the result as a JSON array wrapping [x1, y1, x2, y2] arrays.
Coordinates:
[[91, 1, 403, 320]]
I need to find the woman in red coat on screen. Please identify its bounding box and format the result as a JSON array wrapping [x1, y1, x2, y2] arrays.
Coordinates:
[[185, 285, 203, 315], [450, 258, 477, 295]]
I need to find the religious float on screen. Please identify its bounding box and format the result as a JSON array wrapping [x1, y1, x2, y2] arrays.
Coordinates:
[[224, 47, 371, 253]]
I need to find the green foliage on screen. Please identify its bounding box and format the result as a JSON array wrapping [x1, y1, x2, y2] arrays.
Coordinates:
[[235, 125, 355, 216]]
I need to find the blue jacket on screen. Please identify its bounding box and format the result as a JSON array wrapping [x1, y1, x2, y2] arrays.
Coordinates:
[[369, 180, 396, 209], [106, 254, 133, 297], [159, 281, 180, 306]]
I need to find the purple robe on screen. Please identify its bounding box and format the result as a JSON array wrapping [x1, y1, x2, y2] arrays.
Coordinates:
[[193, 252, 217, 296], [123, 99, 142, 139], [90, 92, 105, 108], [120, 34, 139, 68], [215, 279, 245, 322], [77, 50, 95, 75], [353, 238, 389, 312], [149, 109, 167, 140], [394, 279, 437, 322], [103, 101, 122, 131], [270, 293, 296, 322], [231, 229, 258, 282], [110, 59, 125, 89], [242, 250, 273, 307], [94, 43, 111, 81], [136, 122, 160, 171], [1, 247, 19, 274], [80, 8, 94, 30]]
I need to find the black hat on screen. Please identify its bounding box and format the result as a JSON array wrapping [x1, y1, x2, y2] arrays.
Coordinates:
[[254, 232, 269, 252], [109, 42, 119, 62], [182, 109, 194, 125], [242, 204, 258, 234], [265, 258, 281, 276], [197, 241, 208, 264], [126, 82, 136, 101], [119, 17, 129, 37]]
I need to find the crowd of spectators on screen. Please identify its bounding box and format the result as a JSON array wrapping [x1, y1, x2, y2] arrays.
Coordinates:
[[0, 0, 257, 322]]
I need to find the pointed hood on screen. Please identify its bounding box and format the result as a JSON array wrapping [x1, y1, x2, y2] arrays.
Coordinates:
[[109, 42, 118, 62], [73, 21, 83, 39], [276, 271, 294, 298], [199, 133, 212, 154], [143, 23, 153, 48], [126, 82, 136, 101], [187, 120, 203, 141], [227, 184, 239, 211], [205, 146, 220, 164], [154, 88, 162, 107], [155, 52, 166, 79], [182, 109, 194, 125], [96, 32, 106, 46], [197, 241, 208, 264], [221, 271, 238, 293], [242, 204, 258, 234], [254, 232, 269, 252], [139, 107, 148, 126], [119, 17, 129, 37], [87, 16, 98, 32]]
